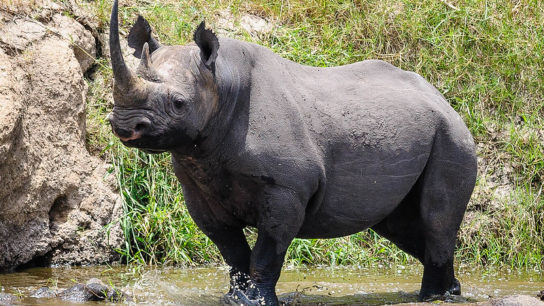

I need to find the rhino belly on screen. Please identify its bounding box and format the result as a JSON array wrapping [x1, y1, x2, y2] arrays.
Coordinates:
[[297, 148, 429, 239]]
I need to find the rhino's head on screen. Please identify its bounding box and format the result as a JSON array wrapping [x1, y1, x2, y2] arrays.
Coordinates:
[[108, 0, 220, 154]]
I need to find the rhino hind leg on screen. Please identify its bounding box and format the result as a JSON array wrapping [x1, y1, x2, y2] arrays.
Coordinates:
[[374, 134, 476, 301], [371, 180, 457, 300], [415, 136, 477, 301]]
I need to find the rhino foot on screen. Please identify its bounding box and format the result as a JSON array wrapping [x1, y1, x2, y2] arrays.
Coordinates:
[[420, 279, 465, 304], [222, 289, 263, 306], [448, 278, 461, 295]]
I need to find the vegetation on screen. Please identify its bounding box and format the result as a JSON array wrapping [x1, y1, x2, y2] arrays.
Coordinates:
[[85, 0, 543, 269]]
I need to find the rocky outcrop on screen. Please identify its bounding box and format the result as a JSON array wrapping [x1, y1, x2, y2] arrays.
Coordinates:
[[0, 1, 123, 270]]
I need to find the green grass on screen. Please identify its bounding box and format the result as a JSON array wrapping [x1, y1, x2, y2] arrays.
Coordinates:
[[113, 149, 221, 265], [85, 0, 543, 269]]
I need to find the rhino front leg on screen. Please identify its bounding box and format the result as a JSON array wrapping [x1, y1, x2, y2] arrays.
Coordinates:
[[244, 232, 291, 305], [245, 189, 305, 306], [222, 228, 290, 306], [206, 227, 252, 293]]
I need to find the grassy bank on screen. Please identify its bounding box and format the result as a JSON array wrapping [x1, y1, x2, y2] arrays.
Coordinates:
[[85, 0, 543, 269]]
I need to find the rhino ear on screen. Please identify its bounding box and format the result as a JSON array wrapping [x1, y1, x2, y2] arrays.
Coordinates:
[[193, 21, 219, 73], [128, 15, 161, 58]]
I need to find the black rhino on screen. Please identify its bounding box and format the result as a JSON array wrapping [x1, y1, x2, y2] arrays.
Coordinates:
[[108, 1, 477, 305]]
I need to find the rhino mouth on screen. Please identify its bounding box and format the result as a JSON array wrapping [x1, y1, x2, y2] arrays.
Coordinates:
[[140, 148, 166, 154], [121, 138, 167, 154]]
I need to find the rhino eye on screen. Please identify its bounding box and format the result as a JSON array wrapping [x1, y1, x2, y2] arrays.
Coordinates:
[[173, 98, 184, 109]]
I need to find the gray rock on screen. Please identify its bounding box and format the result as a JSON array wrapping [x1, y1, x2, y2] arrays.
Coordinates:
[[0, 293, 17, 305], [58, 282, 130, 302], [51, 14, 97, 73], [30, 286, 56, 298], [0, 18, 47, 51], [59, 283, 97, 302], [0, 0, 123, 271], [86, 278, 106, 286]]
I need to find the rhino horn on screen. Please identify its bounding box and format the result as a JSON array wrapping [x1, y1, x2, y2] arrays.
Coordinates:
[[109, 0, 147, 105], [136, 42, 157, 79]]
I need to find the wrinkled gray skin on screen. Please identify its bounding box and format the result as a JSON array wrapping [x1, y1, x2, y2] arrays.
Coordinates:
[[108, 1, 477, 305]]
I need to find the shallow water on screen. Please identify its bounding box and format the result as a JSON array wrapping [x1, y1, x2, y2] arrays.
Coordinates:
[[0, 265, 542, 305]]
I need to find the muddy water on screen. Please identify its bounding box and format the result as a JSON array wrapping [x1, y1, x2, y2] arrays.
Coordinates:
[[0, 265, 542, 305]]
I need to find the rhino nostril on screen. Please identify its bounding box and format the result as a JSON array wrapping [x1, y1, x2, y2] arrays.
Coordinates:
[[134, 122, 148, 132], [116, 127, 133, 138], [134, 118, 151, 133]]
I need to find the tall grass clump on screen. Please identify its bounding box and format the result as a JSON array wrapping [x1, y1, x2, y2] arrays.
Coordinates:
[[86, 0, 543, 269]]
